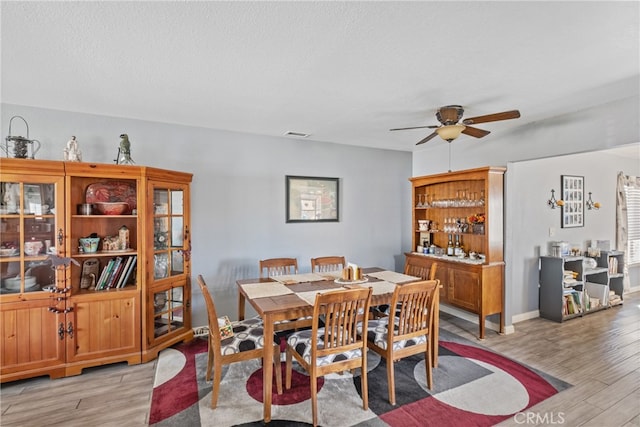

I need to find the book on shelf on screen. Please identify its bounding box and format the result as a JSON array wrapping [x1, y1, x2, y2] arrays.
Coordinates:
[[563, 290, 583, 315], [105, 257, 124, 289], [118, 255, 137, 288], [96, 258, 115, 290], [115, 256, 133, 288]]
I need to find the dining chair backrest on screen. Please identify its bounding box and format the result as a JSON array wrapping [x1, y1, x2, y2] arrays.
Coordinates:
[[197, 275, 223, 349], [312, 287, 372, 356], [404, 260, 438, 281], [310, 256, 346, 273], [260, 257, 298, 278], [387, 279, 439, 347]]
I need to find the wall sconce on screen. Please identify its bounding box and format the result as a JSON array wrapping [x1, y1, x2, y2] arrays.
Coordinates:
[[586, 192, 600, 210], [547, 189, 564, 209]]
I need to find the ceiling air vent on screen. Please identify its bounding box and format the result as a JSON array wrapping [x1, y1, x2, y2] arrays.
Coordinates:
[[284, 131, 311, 138]]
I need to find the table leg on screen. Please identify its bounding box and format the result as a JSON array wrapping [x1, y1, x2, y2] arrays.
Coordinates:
[[238, 294, 246, 321], [263, 313, 274, 423]]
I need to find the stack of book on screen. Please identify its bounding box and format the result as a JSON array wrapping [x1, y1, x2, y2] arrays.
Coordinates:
[[608, 290, 622, 306], [95, 255, 137, 290], [562, 270, 579, 287], [607, 257, 619, 275]]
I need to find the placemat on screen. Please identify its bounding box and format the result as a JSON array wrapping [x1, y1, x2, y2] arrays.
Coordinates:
[[296, 287, 346, 305], [366, 280, 398, 295], [366, 270, 421, 284], [270, 273, 329, 284], [240, 282, 294, 299]]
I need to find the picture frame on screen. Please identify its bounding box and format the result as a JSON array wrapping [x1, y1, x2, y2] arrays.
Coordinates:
[[286, 175, 339, 223], [561, 175, 584, 228]]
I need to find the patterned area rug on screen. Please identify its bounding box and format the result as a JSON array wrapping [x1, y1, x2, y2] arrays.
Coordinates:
[[149, 330, 570, 426]]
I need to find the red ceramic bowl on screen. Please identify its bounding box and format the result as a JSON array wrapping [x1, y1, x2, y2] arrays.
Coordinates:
[[94, 202, 129, 215]]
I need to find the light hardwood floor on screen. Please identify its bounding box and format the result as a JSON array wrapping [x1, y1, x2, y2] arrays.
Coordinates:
[[2, 292, 639, 426]]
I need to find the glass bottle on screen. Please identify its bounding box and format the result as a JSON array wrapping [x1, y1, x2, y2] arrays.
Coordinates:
[[454, 235, 463, 256], [447, 234, 454, 256]]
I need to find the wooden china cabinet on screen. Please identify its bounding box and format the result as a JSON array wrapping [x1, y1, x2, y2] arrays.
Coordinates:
[[0, 158, 192, 382], [406, 166, 505, 339]]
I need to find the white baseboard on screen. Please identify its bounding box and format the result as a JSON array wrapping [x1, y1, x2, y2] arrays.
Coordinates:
[[512, 310, 540, 324]]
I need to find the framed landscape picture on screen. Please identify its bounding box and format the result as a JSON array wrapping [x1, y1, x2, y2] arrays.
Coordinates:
[[286, 175, 339, 223], [561, 175, 584, 228]]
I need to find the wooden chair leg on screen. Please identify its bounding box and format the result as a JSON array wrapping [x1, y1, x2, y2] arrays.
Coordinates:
[[212, 358, 222, 409], [274, 344, 283, 395], [310, 372, 318, 427], [361, 356, 368, 410], [386, 355, 396, 406], [426, 341, 433, 390], [285, 347, 293, 389]]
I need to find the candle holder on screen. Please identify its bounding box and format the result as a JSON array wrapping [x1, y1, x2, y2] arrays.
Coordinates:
[[547, 189, 564, 209], [586, 192, 600, 210]]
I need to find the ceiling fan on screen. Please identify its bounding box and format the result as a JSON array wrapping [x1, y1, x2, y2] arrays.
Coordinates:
[[390, 105, 521, 145]]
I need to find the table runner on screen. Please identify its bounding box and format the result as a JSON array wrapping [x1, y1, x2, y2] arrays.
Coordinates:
[[366, 280, 398, 295], [270, 273, 330, 284], [296, 287, 346, 305], [239, 282, 294, 299], [366, 270, 421, 284]]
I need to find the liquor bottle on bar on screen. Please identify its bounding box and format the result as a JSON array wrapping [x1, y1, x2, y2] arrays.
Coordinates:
[[454, 235, 463, 256], [447, 234, 454, 256]]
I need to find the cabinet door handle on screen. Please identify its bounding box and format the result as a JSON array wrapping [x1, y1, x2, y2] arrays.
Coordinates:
[[58, 323, 65, 340], [49, 306, 73, 314], [57, 228, 64, 246], [66, 322, 74, 338]]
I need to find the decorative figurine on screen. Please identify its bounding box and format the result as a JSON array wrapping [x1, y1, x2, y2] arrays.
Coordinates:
[[115, 133, 135, 165], [63, 136, 82, 161]]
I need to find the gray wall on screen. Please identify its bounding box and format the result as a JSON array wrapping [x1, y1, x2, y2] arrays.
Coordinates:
[[1, 104, 412, 327]]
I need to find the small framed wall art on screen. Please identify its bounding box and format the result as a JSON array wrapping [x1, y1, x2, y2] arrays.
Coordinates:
[[561, 175, 584, 228], [286, 175, 339, 223]]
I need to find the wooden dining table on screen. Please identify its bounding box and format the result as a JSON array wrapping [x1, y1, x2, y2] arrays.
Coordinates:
[[236, 267, 439, 423]]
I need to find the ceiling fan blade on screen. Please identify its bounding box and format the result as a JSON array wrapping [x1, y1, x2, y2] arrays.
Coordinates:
[[416, 131, 438, 145], [462, 110, 521, 125], [462, 126, 491, 138], [390, 125, 439, 131]]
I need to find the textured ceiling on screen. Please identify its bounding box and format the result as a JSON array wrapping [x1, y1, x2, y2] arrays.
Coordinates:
[[1, 1, 638, 152]]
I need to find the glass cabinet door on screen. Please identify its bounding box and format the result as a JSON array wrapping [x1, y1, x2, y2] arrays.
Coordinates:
[[1, 179, 63, 295], [153, 286, 185, 338], [152, 187, 188, 281]]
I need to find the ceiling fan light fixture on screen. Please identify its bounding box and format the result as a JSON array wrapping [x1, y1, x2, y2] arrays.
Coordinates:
[[436, 124, 466, 142]]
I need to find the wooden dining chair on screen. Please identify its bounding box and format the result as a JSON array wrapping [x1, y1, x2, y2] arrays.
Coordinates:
[[310, 256, 346, 273], [404, 260, 438, 281], [285, 287, 373, 427], [197, 275, 282, 409], [361, 279, 439, 405], [373, 262, 438, 319], [260, 257, 298, 278]]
